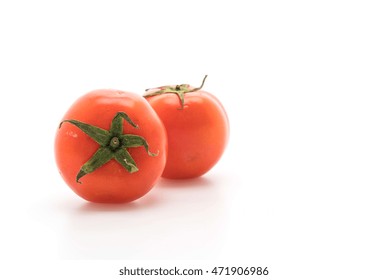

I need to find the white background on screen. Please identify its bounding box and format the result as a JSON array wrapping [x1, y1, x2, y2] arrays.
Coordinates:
[[1, 0, 388, 279]]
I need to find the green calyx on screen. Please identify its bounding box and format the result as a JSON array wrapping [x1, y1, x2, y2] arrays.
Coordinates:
[[144, 75, 208, 109], [59, 112, 158, 183]]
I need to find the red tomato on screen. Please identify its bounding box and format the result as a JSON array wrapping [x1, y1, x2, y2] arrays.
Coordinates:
[[144, 76, 229, 179], [55, 89, 167, 203]]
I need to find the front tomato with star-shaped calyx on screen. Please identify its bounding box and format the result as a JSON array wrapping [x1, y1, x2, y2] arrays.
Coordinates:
[[55, 89, 167, 203]]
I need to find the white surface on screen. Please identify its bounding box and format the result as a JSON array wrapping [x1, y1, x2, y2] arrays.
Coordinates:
[[1, 0, 388, 279]]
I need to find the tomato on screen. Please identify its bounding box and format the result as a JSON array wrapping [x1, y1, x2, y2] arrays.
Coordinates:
[[55, 89, 167, 203], [144, 76, 229, 179]]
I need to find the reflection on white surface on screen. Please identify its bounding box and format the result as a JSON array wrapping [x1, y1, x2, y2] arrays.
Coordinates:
[[60, 176, 229, 260]]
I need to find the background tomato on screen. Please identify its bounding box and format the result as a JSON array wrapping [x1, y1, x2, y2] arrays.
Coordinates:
[[144, 76, 229, 179], [55, 89, 167, 203]]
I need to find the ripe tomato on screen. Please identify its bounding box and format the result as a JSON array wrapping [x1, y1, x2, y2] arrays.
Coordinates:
[[55, 89, 167, 203], [144, 76, 229, 179]]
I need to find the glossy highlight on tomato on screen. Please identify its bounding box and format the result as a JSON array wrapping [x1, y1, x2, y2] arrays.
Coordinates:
[[55, 89, 167, 203], [144, 76, 229, 179]]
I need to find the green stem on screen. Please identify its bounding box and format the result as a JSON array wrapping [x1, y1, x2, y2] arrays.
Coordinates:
[[189, 75, 208, 92], [144, 75, 209, 109], [59, 112, 158, 183]]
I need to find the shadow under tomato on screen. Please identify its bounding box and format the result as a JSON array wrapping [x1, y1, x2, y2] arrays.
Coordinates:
[[156, 175, 215, 189], [59, 173, 228, 260]]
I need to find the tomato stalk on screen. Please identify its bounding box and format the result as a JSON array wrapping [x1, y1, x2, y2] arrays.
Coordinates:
[[144, 75, 208, 109], [59, 112, 158, 183]]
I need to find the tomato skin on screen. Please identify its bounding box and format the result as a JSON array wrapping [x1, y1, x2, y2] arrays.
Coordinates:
[[146, 89, 229, 179], [55, 89, 167, 203]]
